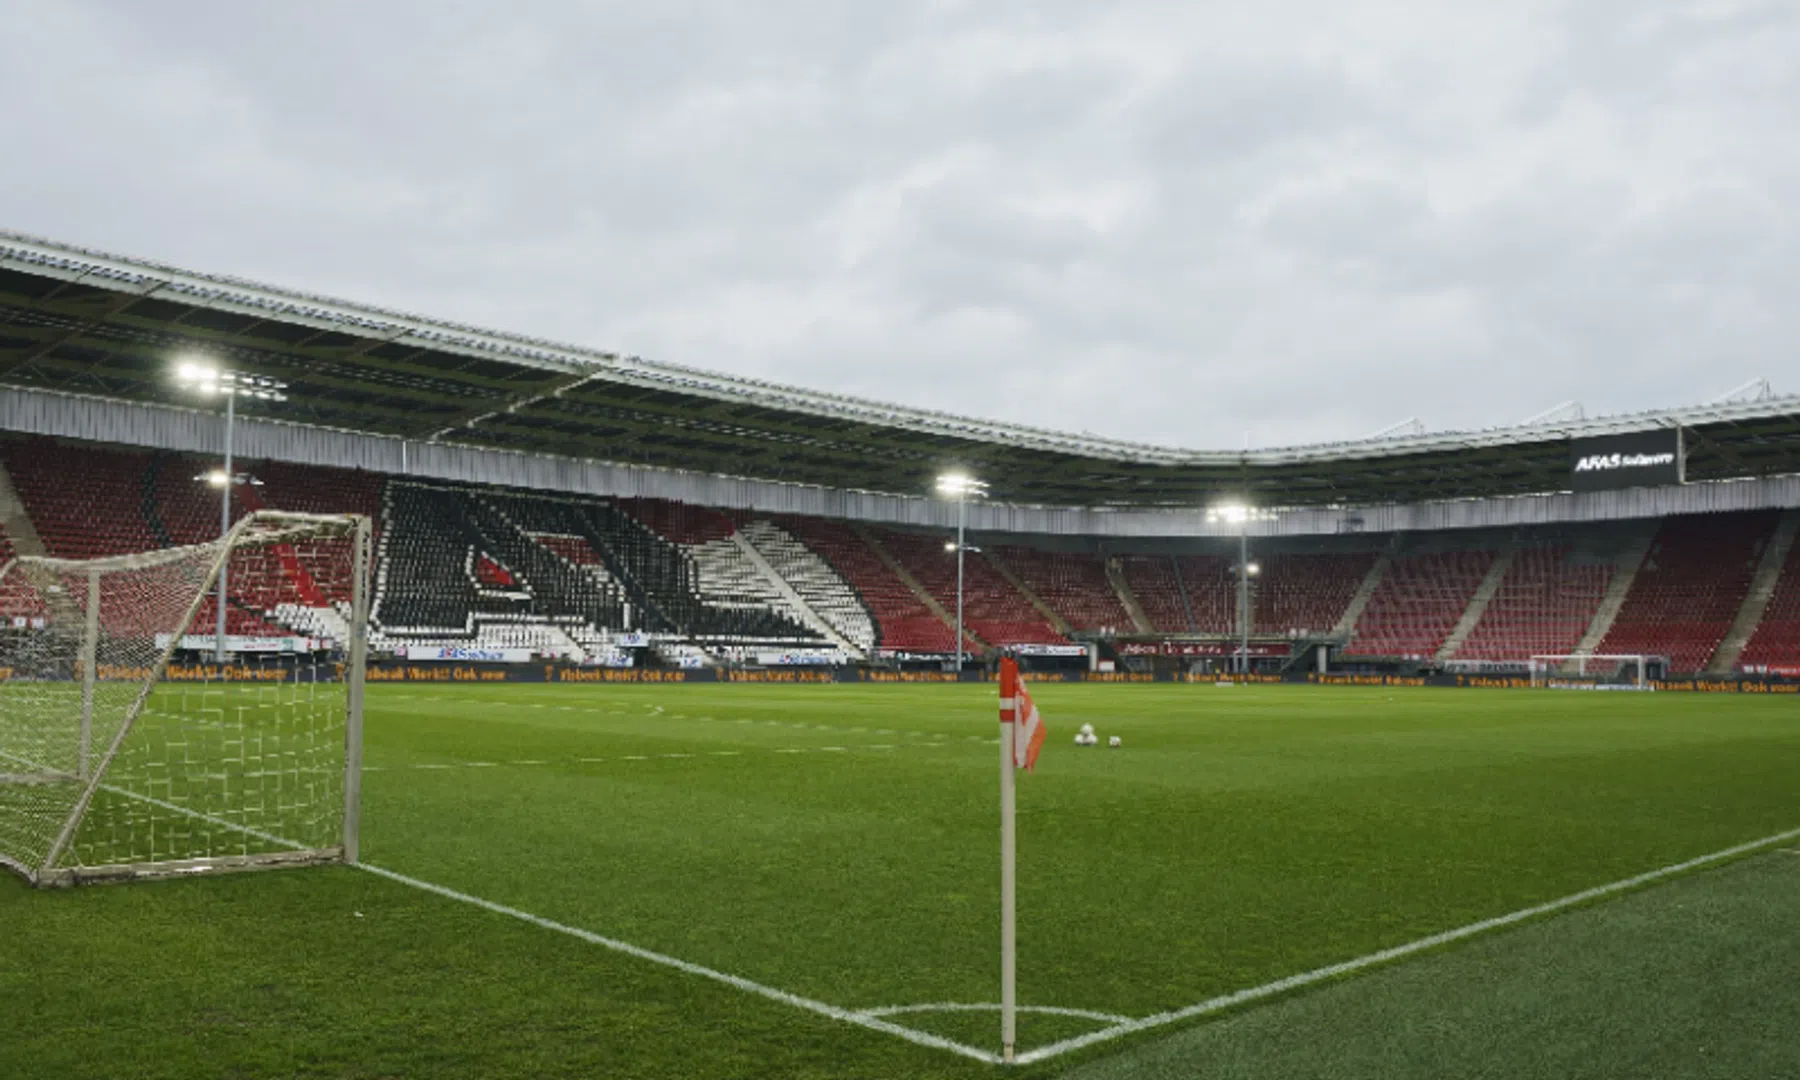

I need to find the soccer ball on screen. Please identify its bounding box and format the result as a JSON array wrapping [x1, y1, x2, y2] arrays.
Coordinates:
[[1078, 723, 1096, 736], [1108, 735, 1122, 748], [1074, 732, 1098, 746]]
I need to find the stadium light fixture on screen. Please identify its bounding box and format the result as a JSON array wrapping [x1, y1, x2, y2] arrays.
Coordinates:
[[936, 471, 988, 673], [173, 359, 289, 661], [1207, 501, 1278, 675], [936, 472, 988, 498]]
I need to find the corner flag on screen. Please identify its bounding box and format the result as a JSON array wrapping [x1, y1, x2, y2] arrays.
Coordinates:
[[996, 655, 1046, 1062], [999, 657, 1045, 771]]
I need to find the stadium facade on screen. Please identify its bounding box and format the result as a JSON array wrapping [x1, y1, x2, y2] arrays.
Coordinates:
[[3, 229, 1799, 679]]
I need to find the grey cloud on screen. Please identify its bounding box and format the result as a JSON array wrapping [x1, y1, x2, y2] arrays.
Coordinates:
[[2, 1, 1796, 450]]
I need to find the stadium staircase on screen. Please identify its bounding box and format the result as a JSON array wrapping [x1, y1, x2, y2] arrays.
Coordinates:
[[1254, 552, 1377, 638], [0, 456, 46, 558], [1708, 509, 1800, 674], [981, 548, 1075, 637], [1737, 516, 1800, 673], [1434, 547, 1515, 665], [727, 530, 863, 657], [1566, 533, 1653, 665], [852, 523, 987, 654], [1346, 549, 1495, 660], [1597, 512, 1778, 673], [1105, 557, 1155, 632], [738, 521, 876, 653], [1453, 544, 1612, 664], [1331, 555, 1389, 640]]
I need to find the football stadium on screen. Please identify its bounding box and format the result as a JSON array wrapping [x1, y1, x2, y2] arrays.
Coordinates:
[[2, 227, 1798, 1078]]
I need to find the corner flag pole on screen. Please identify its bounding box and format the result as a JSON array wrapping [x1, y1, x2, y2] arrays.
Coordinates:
[[1000, 658, 1018, 1063]]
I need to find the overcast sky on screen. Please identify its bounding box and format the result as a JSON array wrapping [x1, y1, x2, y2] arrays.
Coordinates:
[[2, 1, 1795, 449]]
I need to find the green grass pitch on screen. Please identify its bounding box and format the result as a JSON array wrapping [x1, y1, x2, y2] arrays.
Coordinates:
[[4, 682, 1799, 1078]]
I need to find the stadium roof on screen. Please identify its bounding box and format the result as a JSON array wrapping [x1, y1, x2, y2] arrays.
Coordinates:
[[3, 228, 1798, 509]]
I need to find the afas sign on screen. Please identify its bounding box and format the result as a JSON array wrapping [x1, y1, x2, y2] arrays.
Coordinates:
[[1570, 429, 1684, 492], [1575, 451, 1674, 472]]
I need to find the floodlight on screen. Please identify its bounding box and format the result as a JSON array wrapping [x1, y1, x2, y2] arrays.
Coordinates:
[[175, 360, 217, 381], [202, 470, 229, 488], [1209, 503, 1249, 524], [1246, 562, 1261, 577], [936, 472, 987, 498], [945, 541, 957, 552]]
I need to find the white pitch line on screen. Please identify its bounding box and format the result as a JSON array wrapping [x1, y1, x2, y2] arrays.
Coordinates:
[[354, 862, 1001, 1064], [0, 746, 997, 1064], [17, 743, 1798, 1064], [860, 1002, 1133, 1025], [1013, 824, 1800, 1065]]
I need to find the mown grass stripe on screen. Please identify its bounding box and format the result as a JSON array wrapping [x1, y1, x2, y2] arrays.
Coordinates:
[[1014, 825, 1800, 1064]]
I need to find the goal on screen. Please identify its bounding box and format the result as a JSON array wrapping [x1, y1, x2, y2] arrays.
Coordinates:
[[1528, 654, 1656, 690], [0, 511, 369, 886]]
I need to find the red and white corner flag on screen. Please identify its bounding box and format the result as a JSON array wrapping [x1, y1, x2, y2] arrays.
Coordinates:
[[1000, 657, 1046, 771], [997, 655, 1045, 1061]]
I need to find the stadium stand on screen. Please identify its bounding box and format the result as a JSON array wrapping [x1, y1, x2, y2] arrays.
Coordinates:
[[2, 436, 1796, 675], [776, 517, 951, 653], [870, 528, 1064, 647], [1347, 549, 1497, 660], [614, 497, 840, 651], [1176, 556, 1239, 634], [1252, 552, 1378, 638], [1118, 555, 1192, 633], [1739, 538, 1800, 672], [1119, 554, 1240, 634], [1598, 511, 1779, 673], [992, 545, 1131, 633], [370, 487, 829, 659], [739, 519, 877, 653], [0, 439, 159, 558], [1452, 545, 1613, 663]]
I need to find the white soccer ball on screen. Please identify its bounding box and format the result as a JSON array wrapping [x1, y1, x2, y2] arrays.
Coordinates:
[[1078, 723, 1096, 736], [1108, 735, 1122, 748]]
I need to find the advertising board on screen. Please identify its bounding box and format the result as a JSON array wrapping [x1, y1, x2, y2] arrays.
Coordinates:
[[1570, 428, 1684, 492]]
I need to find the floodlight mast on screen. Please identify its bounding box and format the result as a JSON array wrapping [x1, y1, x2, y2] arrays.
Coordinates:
[[1209, 502, 1270, 675], [173, 360, 288, 662], [935, 473, 987, 673]]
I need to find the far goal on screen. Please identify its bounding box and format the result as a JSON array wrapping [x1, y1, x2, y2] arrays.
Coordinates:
[[0, 511, 369, 886], [1528, 654, 1656, 691]]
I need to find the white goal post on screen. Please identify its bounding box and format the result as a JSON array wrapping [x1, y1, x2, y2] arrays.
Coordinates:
[[0, 511, 370, 887], [1528, 654, 1655, 690]]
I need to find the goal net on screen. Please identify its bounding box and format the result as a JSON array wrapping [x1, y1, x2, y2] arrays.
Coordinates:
[[0, 511, 369, 886], [1528, 654, 1655, 690]]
